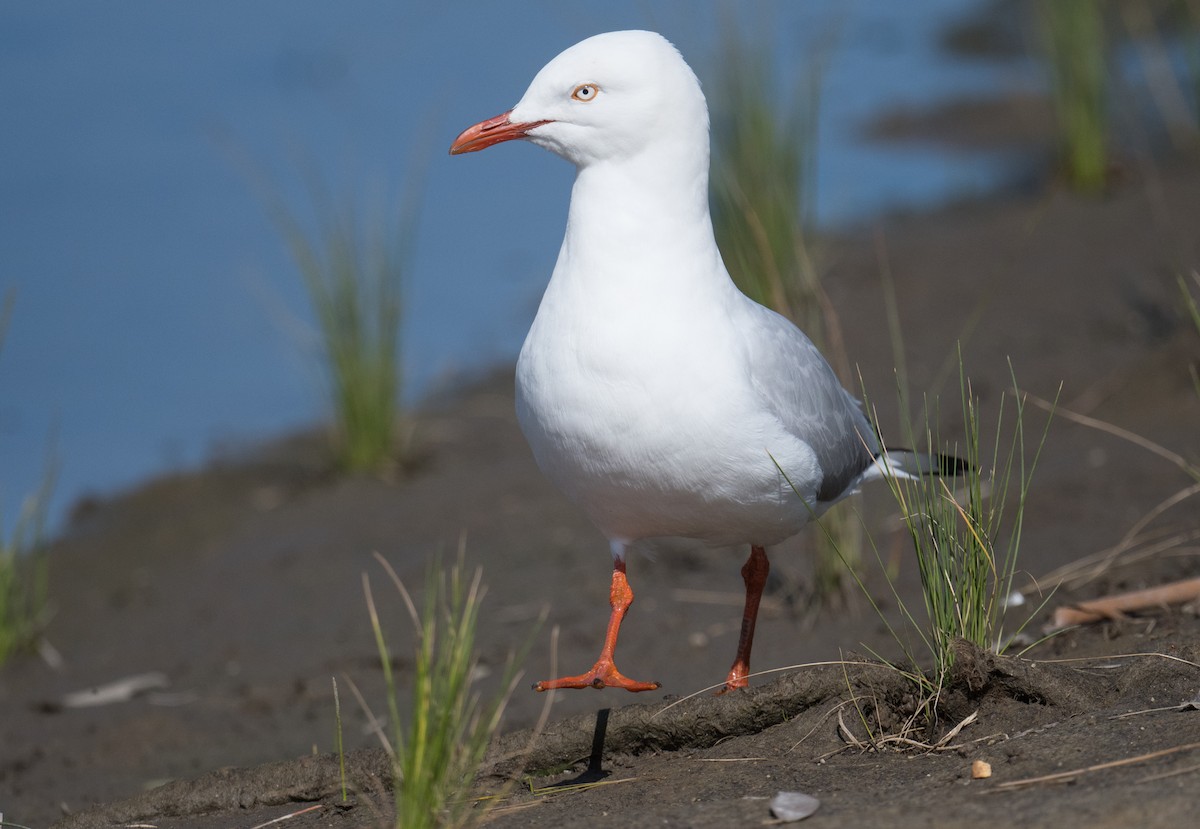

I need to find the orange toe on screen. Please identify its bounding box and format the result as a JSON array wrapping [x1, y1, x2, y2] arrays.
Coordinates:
[[534, 659, 660, 692]]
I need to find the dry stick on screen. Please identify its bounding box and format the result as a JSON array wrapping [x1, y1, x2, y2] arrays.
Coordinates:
[[1048, 577, 1200, 630], [993, 741, 1200, 790]]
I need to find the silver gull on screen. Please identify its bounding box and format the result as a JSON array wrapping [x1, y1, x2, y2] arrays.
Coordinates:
[[451, 30, 957, 693]]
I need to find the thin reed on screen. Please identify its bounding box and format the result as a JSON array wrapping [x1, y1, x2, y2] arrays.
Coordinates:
[[364, 552, 523, 828]]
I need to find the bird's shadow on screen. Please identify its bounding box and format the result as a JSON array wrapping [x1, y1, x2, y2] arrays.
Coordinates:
[[540, 707, 612, 789]]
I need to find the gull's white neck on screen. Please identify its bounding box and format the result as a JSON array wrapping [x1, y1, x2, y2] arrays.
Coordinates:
[[557, 141, 725, 290]]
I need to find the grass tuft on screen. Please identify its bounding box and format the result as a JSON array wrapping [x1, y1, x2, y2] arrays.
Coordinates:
[[0, 494, 50, 668], [1036, 0, 1110, 192], [275, 182, 411, 474], [883, 357, 1057, 683], [365, 550, 524, 829], [0, 293, 53, 668]]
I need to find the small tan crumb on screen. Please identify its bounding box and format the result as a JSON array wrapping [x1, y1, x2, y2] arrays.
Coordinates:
[[972, 759, 992, 779]]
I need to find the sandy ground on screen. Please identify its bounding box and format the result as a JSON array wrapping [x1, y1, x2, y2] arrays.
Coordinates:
[[2, 129, 1199, 826]]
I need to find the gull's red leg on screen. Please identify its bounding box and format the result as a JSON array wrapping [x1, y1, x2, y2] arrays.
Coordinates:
[[720, 545, 770, 693], [534, 555, 660, 692]]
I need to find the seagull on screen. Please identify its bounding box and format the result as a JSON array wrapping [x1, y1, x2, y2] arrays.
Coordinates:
[[451, 30, 957, 693]]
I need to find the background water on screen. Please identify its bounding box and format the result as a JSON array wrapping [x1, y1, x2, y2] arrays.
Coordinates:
[[0, 0, 1033, 533]]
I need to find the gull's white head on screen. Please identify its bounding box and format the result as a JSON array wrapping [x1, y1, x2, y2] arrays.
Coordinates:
[[450, 30, 708, 168]]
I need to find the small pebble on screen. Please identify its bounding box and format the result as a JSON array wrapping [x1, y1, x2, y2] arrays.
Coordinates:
[[972, 759, 992, 779]]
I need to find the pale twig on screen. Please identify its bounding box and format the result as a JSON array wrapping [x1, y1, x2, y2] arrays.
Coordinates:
[[1048, 577, 1200, 630], [837, 708, 868, 750], [1110, 700, 1200, 720], [1029, 651, 1200, 672], [247, 804, 323, 829], [993, 741, 1200, 790]]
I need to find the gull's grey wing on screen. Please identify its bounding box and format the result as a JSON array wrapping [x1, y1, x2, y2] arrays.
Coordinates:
[[736, 299, 879, 503]]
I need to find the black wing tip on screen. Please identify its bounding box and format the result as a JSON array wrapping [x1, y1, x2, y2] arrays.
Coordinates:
[[879, 447, 973, 477], [937, 453, 972, 477]]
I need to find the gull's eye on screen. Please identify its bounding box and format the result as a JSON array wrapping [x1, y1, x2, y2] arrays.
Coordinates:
[[571, 83, 599, 102]]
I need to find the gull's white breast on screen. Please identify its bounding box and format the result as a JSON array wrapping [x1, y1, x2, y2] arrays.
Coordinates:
[[515, 256, 823, 548]]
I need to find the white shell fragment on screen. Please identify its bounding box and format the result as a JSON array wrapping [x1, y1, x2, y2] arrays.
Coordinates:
[[769, 791, 820, 822], [61, 672, 169, 708]]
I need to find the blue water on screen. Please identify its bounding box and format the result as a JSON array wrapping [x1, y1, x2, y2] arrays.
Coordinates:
[[0, 0, 1028, 533]]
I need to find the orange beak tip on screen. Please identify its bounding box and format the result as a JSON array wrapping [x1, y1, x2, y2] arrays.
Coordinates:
[[449, 110, 551, 155]]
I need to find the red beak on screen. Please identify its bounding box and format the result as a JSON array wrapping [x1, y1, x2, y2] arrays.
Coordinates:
[[449, 110, 551, 155]]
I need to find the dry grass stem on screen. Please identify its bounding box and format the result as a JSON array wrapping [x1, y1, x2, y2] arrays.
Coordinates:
[[247, 804, 323, 829], [835, 705, 978, 754], [651, 660, 886, 717], [1025, 393, 1198, 481], [1030, 652, 1200, 672], [993, 741, 1200, 790], [342, 671, 392, 758], [526, 777, 641, 796]]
